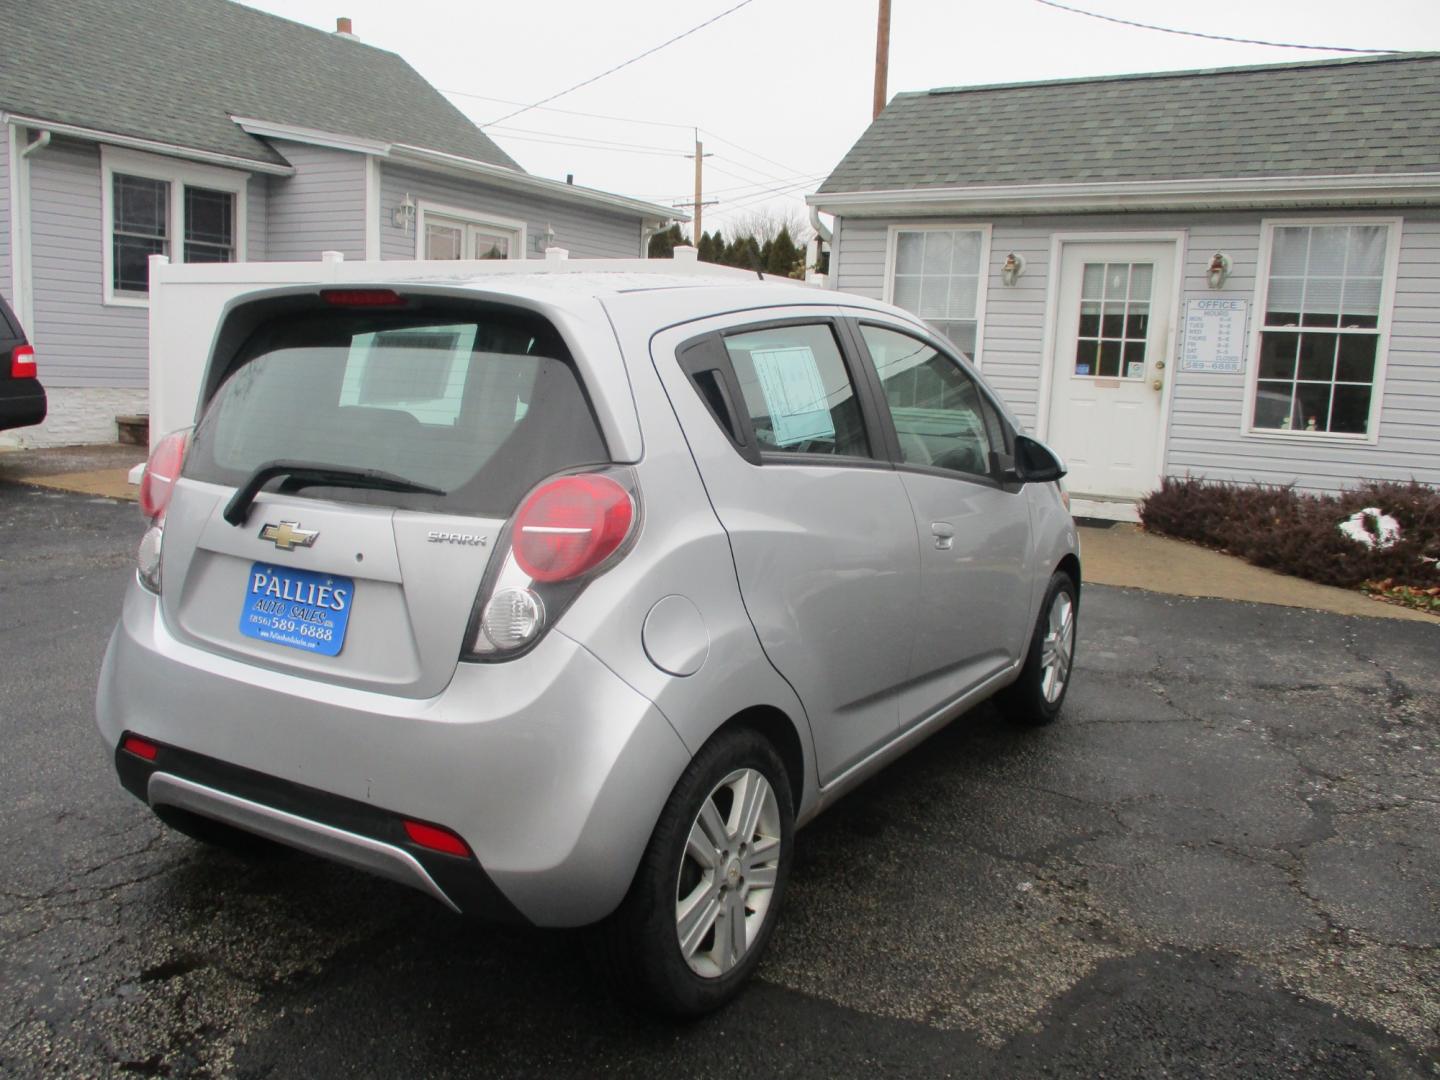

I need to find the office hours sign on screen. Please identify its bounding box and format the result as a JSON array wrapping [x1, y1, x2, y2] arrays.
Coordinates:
[[1181, 299, 1248, 373]]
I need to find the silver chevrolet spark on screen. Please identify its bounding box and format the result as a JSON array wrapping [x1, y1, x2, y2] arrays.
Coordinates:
[[97, 272, 1079, 1015]]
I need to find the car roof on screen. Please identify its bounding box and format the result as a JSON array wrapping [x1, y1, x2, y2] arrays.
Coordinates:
[[353, 267, 904, 330]]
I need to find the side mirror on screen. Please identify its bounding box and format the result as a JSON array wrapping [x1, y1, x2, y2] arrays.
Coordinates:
[[1004, 434, 1066, 484]]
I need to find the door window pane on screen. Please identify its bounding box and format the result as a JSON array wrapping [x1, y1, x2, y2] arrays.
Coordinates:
[[112, 173, 170, 293], [1073, 261, 1153, 379], [722, 324, 870, 458], [890, 229, 985, 359], [860, 324, 995, 478]]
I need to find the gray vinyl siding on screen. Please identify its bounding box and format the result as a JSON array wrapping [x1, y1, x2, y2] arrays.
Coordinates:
[[265, 141, 366, 261], [833, 208, 1440, 493], [246, 173, 267, 261], [378, 163, 643, 260], [0, 128, 11, 304], [28, 139, 147, 388]]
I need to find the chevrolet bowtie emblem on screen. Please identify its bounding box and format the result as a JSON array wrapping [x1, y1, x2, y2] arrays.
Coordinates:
[[259, 520, 319, 551]]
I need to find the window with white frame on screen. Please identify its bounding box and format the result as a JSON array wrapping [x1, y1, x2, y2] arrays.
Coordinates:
[[102, 148, 245, 303], [888, 228, 987, 357], [417, 203, 525, 261], [1250, 222, 1394, 437]]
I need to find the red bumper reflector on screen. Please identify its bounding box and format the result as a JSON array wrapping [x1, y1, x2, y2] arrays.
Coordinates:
[[403, 819, 471, 858], [121, 735, 159, 761]]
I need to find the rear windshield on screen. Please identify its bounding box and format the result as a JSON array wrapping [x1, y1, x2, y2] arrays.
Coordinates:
[[185, 304, 608, 517]]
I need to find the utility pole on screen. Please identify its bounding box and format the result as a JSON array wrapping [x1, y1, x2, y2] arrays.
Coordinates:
[[873, 0, 891, 121], [677, 131, 716, 244], [693, 134, 705, 239]]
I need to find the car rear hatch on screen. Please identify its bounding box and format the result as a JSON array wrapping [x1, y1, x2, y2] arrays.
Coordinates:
[[157, 290, 611, 698]]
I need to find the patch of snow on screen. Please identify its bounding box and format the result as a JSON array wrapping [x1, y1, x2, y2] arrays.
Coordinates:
[[1338, 507, 1402, 550]]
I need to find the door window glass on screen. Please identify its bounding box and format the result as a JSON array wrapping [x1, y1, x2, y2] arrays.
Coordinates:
[[1075, 262, 1152, 379], [860, 324, 996, 477], [722, 324, 870, 458]]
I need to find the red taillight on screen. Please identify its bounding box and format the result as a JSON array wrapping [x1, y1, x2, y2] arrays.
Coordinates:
[[10, 344, 36, 379], [139, 428, 190, 520], [512, 474, 634, 583], [320, 289, 404, 307], [121, 735, 159, 761], [403, 819, 471, 858]]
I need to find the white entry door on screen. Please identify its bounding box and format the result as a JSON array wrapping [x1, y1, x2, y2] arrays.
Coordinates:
[[1046, 241, 1176, 500]]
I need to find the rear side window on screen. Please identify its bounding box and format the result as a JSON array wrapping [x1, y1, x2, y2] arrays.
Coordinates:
[[721, 323, 870, 458], [185, 304, 607, 516]]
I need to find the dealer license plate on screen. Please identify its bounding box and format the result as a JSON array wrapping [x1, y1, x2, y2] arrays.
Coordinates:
[[239, 562, 354, 657]]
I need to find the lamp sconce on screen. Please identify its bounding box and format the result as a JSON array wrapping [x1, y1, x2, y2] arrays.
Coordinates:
[[392, 193, 416, 233], [541, 223, 557, 251], [1207, 252, 1232, 289], [1000, 252, 1026, 287]]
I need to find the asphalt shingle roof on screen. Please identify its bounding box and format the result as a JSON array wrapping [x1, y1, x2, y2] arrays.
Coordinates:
[[819, 54, 1440, 193], [0, 0, 520, 171]]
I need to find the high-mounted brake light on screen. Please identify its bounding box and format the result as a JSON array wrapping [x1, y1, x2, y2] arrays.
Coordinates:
[[403, 819, 472, 858], [10, 344, 36, 379], [139, 428, 191, 520], [512, 474, 634, 583], [320, 289, 404, 308]]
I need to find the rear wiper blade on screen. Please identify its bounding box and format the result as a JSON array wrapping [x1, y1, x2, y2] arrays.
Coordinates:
[[223, 460, 446, 526]]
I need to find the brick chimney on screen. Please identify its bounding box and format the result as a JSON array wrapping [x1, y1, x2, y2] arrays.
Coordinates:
[[335, 16, 357, 38]]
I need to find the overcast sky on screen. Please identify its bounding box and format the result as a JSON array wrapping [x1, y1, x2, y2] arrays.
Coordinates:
[[242, 0, 1439, 238]]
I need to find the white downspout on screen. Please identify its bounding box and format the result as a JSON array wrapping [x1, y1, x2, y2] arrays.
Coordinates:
[[807, 205, 834, 286], [808, 205, 832, 244], [14, 129, 51, 334]]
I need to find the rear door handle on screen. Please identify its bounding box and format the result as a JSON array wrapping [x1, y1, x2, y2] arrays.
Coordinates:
[[931, 522, 954, 550]]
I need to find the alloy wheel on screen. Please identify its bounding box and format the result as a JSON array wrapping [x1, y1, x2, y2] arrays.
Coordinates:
[[674, 767, 781, 978], [1040, 591, 1075, 704]]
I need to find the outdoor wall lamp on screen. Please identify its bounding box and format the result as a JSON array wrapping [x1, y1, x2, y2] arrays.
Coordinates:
[[542, 224, 557, 250], [1207, 252, 1232, 289], [1000, 252, 1026, 286], [392, 193, 416, 233]]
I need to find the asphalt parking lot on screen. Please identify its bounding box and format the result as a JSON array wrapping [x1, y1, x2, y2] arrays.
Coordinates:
[[2, 482, 1437, 1079]]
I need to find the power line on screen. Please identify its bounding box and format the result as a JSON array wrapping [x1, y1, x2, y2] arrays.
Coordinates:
[[700, 128, 811, 180], [441, 90, 695, 131], [481, 0, 762, 128], [487, 124, 687, 155], [644, 171, 828, 203], [708, 159, 820, 188], [484, 132, 686, 159], [1031, 0, 1401, 53]]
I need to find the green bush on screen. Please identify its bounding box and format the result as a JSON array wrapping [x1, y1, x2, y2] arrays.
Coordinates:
[[1139, 476, 1440, 591]]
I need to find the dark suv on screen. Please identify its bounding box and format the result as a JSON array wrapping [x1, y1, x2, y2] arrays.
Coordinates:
[[0, 294, 45, 432]]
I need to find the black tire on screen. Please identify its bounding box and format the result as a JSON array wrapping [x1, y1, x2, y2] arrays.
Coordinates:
[[996, 570, 1078, 726], [592, 727, 795, 1017], [153, 804, 285, 857]]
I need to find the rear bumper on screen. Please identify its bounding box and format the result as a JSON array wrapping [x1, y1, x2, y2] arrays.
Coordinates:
[[97, 581, 691, 927], [0, 379, 46, 431]]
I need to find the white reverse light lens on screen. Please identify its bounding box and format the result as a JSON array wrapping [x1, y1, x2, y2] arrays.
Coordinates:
[[137, 523, 164, 593], [481, 587, 545, 650]]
